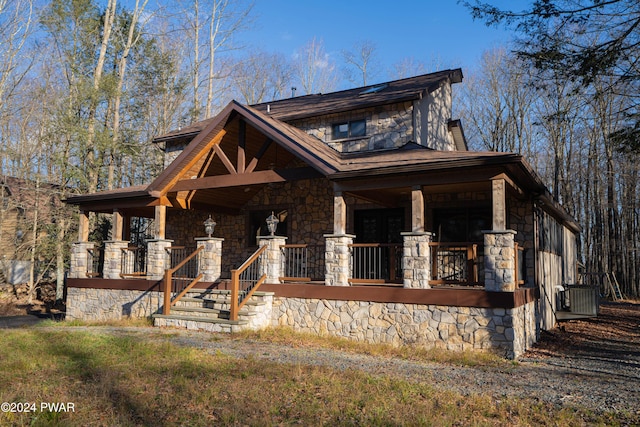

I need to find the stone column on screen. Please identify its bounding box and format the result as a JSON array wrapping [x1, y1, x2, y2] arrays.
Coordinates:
[[483, 230, 517, 292], [324, 234, 354, 286], [69, 241, 95, 279], [196, 237, 224, 282], [146, 239, 173, 281], [401, 231, 432, 288], [103, 240, 129, 279], [257, 235, 287, 284]]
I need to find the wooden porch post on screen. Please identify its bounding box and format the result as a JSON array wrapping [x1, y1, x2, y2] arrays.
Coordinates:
[[492, 178, 506, 231], [333, 191, 346, 235], [154, 205, 167, 240], [411, 186, 424, 232], [78, 210, 89, 242], [112, 209, 124, 241]]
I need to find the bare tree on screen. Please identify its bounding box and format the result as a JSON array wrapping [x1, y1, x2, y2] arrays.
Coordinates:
[[231, 50, 292, 104], [341, 39, 381, 86], [293, 37, 338, 95]]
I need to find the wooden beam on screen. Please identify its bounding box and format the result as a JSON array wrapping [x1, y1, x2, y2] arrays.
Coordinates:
[[112, 209, 124, 241], [411, 186, 424, 232], [214, 144, 237, 174], [492, 172, 524, 197], [238, 119, 246, 174], [155, 205, 167, 239], [150, 130, 226, 196], [246, 138, 272, 173], [170, 167, 322, 192], [492, 178, 507, 230], [78, 210, 89, 242], [333, 191, 346, 235]]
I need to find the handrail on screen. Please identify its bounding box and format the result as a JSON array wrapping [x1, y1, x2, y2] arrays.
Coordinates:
[[162, 246, 204, 315], [230, 245, 267, 321]]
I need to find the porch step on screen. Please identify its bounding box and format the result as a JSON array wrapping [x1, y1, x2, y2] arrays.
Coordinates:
[[153, 314, 248, 333], [153, 288, 274, 333]]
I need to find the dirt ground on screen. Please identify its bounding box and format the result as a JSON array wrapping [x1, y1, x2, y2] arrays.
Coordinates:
[[526, 300, 640, 359], [0, 282, 62, 317]]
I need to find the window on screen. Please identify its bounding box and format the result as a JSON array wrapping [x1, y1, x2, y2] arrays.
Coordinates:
[[332, 119, 366, 140]]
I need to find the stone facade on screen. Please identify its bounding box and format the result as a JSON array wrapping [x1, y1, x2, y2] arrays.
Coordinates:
[[324, 234, 354, 286], [66, 287, 162, 320], [69, 241, 94, 279], [270, 296, 537, 359], [164, 177, 334, 275], [196, 237, 224, 282], [401, 232, 432, 288], [483, 230, 517, 292], [146, 239, 173, 280], [291, 102, 414, 153]]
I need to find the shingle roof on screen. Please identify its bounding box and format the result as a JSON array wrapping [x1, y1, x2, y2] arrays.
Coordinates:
[[153, 69, 463, 143]]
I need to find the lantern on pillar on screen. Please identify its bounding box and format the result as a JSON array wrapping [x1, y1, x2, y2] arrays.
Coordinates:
[[266, 211, 279, 236], [203, 215, 216, 237]]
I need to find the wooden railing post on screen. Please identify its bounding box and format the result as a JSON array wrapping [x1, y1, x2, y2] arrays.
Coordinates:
[[230, 269, 240, 321], [163, 268, 171, 315]]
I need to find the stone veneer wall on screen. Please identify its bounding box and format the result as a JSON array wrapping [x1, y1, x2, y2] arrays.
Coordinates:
[[66, 287, 162, 320], [165, 177, 334, 275], [290, 102, 414, 153], [270, 297, 537, 359], [65, 284, 536, 358]]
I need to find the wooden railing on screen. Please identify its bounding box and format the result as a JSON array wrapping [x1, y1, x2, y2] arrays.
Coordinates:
[[279, 244, 325, 282], [120, 246, 146, 278], [162, 246, 204, 315], [430, 242, 481, 286], [86, 246, 104, 278], [230, 245, 267, 321], [349, 243, 402, 284]]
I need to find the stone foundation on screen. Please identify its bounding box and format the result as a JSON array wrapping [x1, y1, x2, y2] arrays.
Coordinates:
[[65, 285, 537, 358], [66, 287, 162, 320], [270, 297, 537, 359]]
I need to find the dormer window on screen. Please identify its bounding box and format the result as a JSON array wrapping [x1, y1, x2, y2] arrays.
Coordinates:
[[332, 119, 366, 140]]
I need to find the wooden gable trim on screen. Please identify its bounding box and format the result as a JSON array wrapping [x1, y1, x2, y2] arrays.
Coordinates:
[[170, 167, 322, 192], [149, 130, 226, 198]]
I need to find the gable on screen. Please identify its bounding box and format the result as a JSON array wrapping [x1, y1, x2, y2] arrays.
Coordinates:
[[146, 101, 341, 212]]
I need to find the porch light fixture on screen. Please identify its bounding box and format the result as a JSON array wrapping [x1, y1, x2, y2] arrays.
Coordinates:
[[203, 215, 216, 237], [266, 211, 279, 236]]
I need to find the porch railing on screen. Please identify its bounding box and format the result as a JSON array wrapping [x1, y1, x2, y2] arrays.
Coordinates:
[[230, 245, 267, 321], [279, 244, 325, 282], [86, 246, 104, 278], [349, 243, 403, 284], [167, 245, 197, 269], [430, 242, 482, 286], [162, 246, 203, 315], [120, 246, 146, 277]]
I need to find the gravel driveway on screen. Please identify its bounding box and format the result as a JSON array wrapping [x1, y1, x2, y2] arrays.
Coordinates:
[[35, 302, 640, 419]]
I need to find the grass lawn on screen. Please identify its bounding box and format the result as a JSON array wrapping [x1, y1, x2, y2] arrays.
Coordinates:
[[0, 324, 625, 426]]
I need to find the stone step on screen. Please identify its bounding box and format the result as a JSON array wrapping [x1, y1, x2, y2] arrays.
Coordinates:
[[153, 314, 249, 333], [176, 296, 265, 309], [168, 305, 257, 319]]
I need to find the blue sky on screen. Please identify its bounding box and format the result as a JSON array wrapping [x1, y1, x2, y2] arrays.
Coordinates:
[[238, 0, 526, 83]]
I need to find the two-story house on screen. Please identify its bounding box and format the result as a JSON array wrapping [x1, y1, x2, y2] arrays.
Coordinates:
[[65, 69, 585, 358]]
